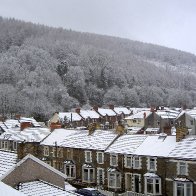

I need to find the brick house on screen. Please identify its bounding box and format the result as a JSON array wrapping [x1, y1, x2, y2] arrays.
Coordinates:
[[93, 106, 118, 129]]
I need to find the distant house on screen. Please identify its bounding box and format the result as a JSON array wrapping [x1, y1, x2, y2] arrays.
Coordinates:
[[49, 112, 84, 128], [75, 108, 100, 127], [93, 106, 118, 129], [175, 109, 196, 135]]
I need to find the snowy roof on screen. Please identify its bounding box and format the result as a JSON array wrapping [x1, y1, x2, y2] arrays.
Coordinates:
[[127, 127, 142, 134], [134, 135, 176, 157], [97, 108, 116, 117], [41, 129, 79, 146], [105, 135, 147, 154], [125, 111, 152, 120], [168, 137, 196, 160], [145, 128, 160, 132], [180, 109, 196, 120], [18, 180, 78, 196], [58, 112, 82, 122], [129, 108, 150, 115], [79, 110, 100, 119], [0, 150, 17, 177], [19, 117, 41, 127], [156, 109, 179, 119], [0, 128, 50, 142], [60, 130, 118, 150], [144, 173, 159, 178], [113, 107, 131, 115], [0, 182, 24, 196]]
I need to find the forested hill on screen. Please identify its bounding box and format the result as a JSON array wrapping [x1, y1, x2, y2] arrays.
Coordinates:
[[0, 17, 196, 120]]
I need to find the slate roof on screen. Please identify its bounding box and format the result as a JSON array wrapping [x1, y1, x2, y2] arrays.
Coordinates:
[[97, 108, 116, 117], [79, 110, 100, 119], [0, 150, 17, 177], [168, 137, 196, 160], [18, 180, 78, 196], [134, 135, 176, 157], [0, 128, 50, 142], [113, 107, 131, 115], [125, 111, 152, 120], [105, 135, 147, 154], [58, 112, 82, 122], [0, 181, 24, 196], [40, 129, 79, 146], [60, 130, 118, 150]]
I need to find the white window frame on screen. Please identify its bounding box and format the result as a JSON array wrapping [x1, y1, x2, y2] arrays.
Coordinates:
[[124, 155, 132, 168], [97, 168, 105, 185], [125, 173, 132, 191], [108, 172, 121, 189], [110, 154, 118, 166], [144, 177, 161, 195], [147, 157, 157, 171], [64, 164, 76, 178], [133, 156, 141, 169], [13, 141, 17, 151], [44, 146, 49, 156], [177, 161, 188, 176], [174, 181, 193, 196], [82, 167, 95, 183], [97, 152, 104, 164], [85, 151, 92, 163], [1, 141, 8, 150]]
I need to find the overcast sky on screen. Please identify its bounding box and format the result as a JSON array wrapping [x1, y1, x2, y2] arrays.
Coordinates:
[[0, 0, 196, 54]]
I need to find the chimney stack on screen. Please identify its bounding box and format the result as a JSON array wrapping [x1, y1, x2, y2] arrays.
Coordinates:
[[20, 122, 32, 131], [108, 104, 114, 110], [176, 126, 188, 142], [93, 105, 99, 112], [75, 108, 81, 114]]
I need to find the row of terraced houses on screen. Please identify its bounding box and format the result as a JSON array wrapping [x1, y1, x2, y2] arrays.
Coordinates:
[[0, 107, 196, 195]]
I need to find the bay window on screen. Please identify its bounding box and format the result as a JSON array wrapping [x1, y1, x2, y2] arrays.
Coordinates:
[[108, 171, 121, 188], [174, 181, 192, 196]]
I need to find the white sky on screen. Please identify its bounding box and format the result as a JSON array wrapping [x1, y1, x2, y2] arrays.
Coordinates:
[[0, 0, 196, 54]]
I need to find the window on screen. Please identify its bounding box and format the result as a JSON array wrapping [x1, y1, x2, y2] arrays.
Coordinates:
[[85, 151, 92, 163], [97, 152, 104, 164], [124, 156, 132, 168], [145, 177, 161, 195], [177, 162, 188, 176], [52, 147, 57, 157], [57, 148, 63, 158], [174, 181, 193, 196], [190, 120, 193, 125], [97, 168, 104, 185], [83, 167, 95, 183], [125, 173, 132, 191], [13, 141, 17, 151], [65, 164, 76, 178], [147, 157, 157, 171], [108, 172, 121, 188], [1, 141, 8, 150], [133, 156, 141, 169], [110, 154, 118, 166], [43, 146, 49, 156], [132, 174, 141, 193], [133, 120, 137, 123]]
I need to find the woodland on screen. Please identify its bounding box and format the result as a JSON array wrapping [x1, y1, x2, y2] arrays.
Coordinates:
[[0, 17, 196, 120]]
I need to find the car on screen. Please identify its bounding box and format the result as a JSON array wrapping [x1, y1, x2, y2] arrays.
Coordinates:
[[75, 188, 105, 196]]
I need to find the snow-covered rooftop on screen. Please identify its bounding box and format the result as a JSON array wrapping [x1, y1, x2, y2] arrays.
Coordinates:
[[41, 129, 79, 146], [156, 109, 179, 119], [0, 150, 17, 177], [58, 112, 82, 122], [79, 110, 100, 119], [105, 135, 147, 154], [168, 137, 196, 160], [125, 111, 152, 120], [0, 182, 24, 196], [134, 135, 176, 157], [145, 128, 160, 133], [18, 180, 78, 196], [97, 108, 116, 117], [60, 130, 118, 150], [0, 128, 50, 142], [113, 107, 131, 115]]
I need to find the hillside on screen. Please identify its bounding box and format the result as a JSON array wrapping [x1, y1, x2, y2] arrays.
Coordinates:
[[0, 17, 196, 120]]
